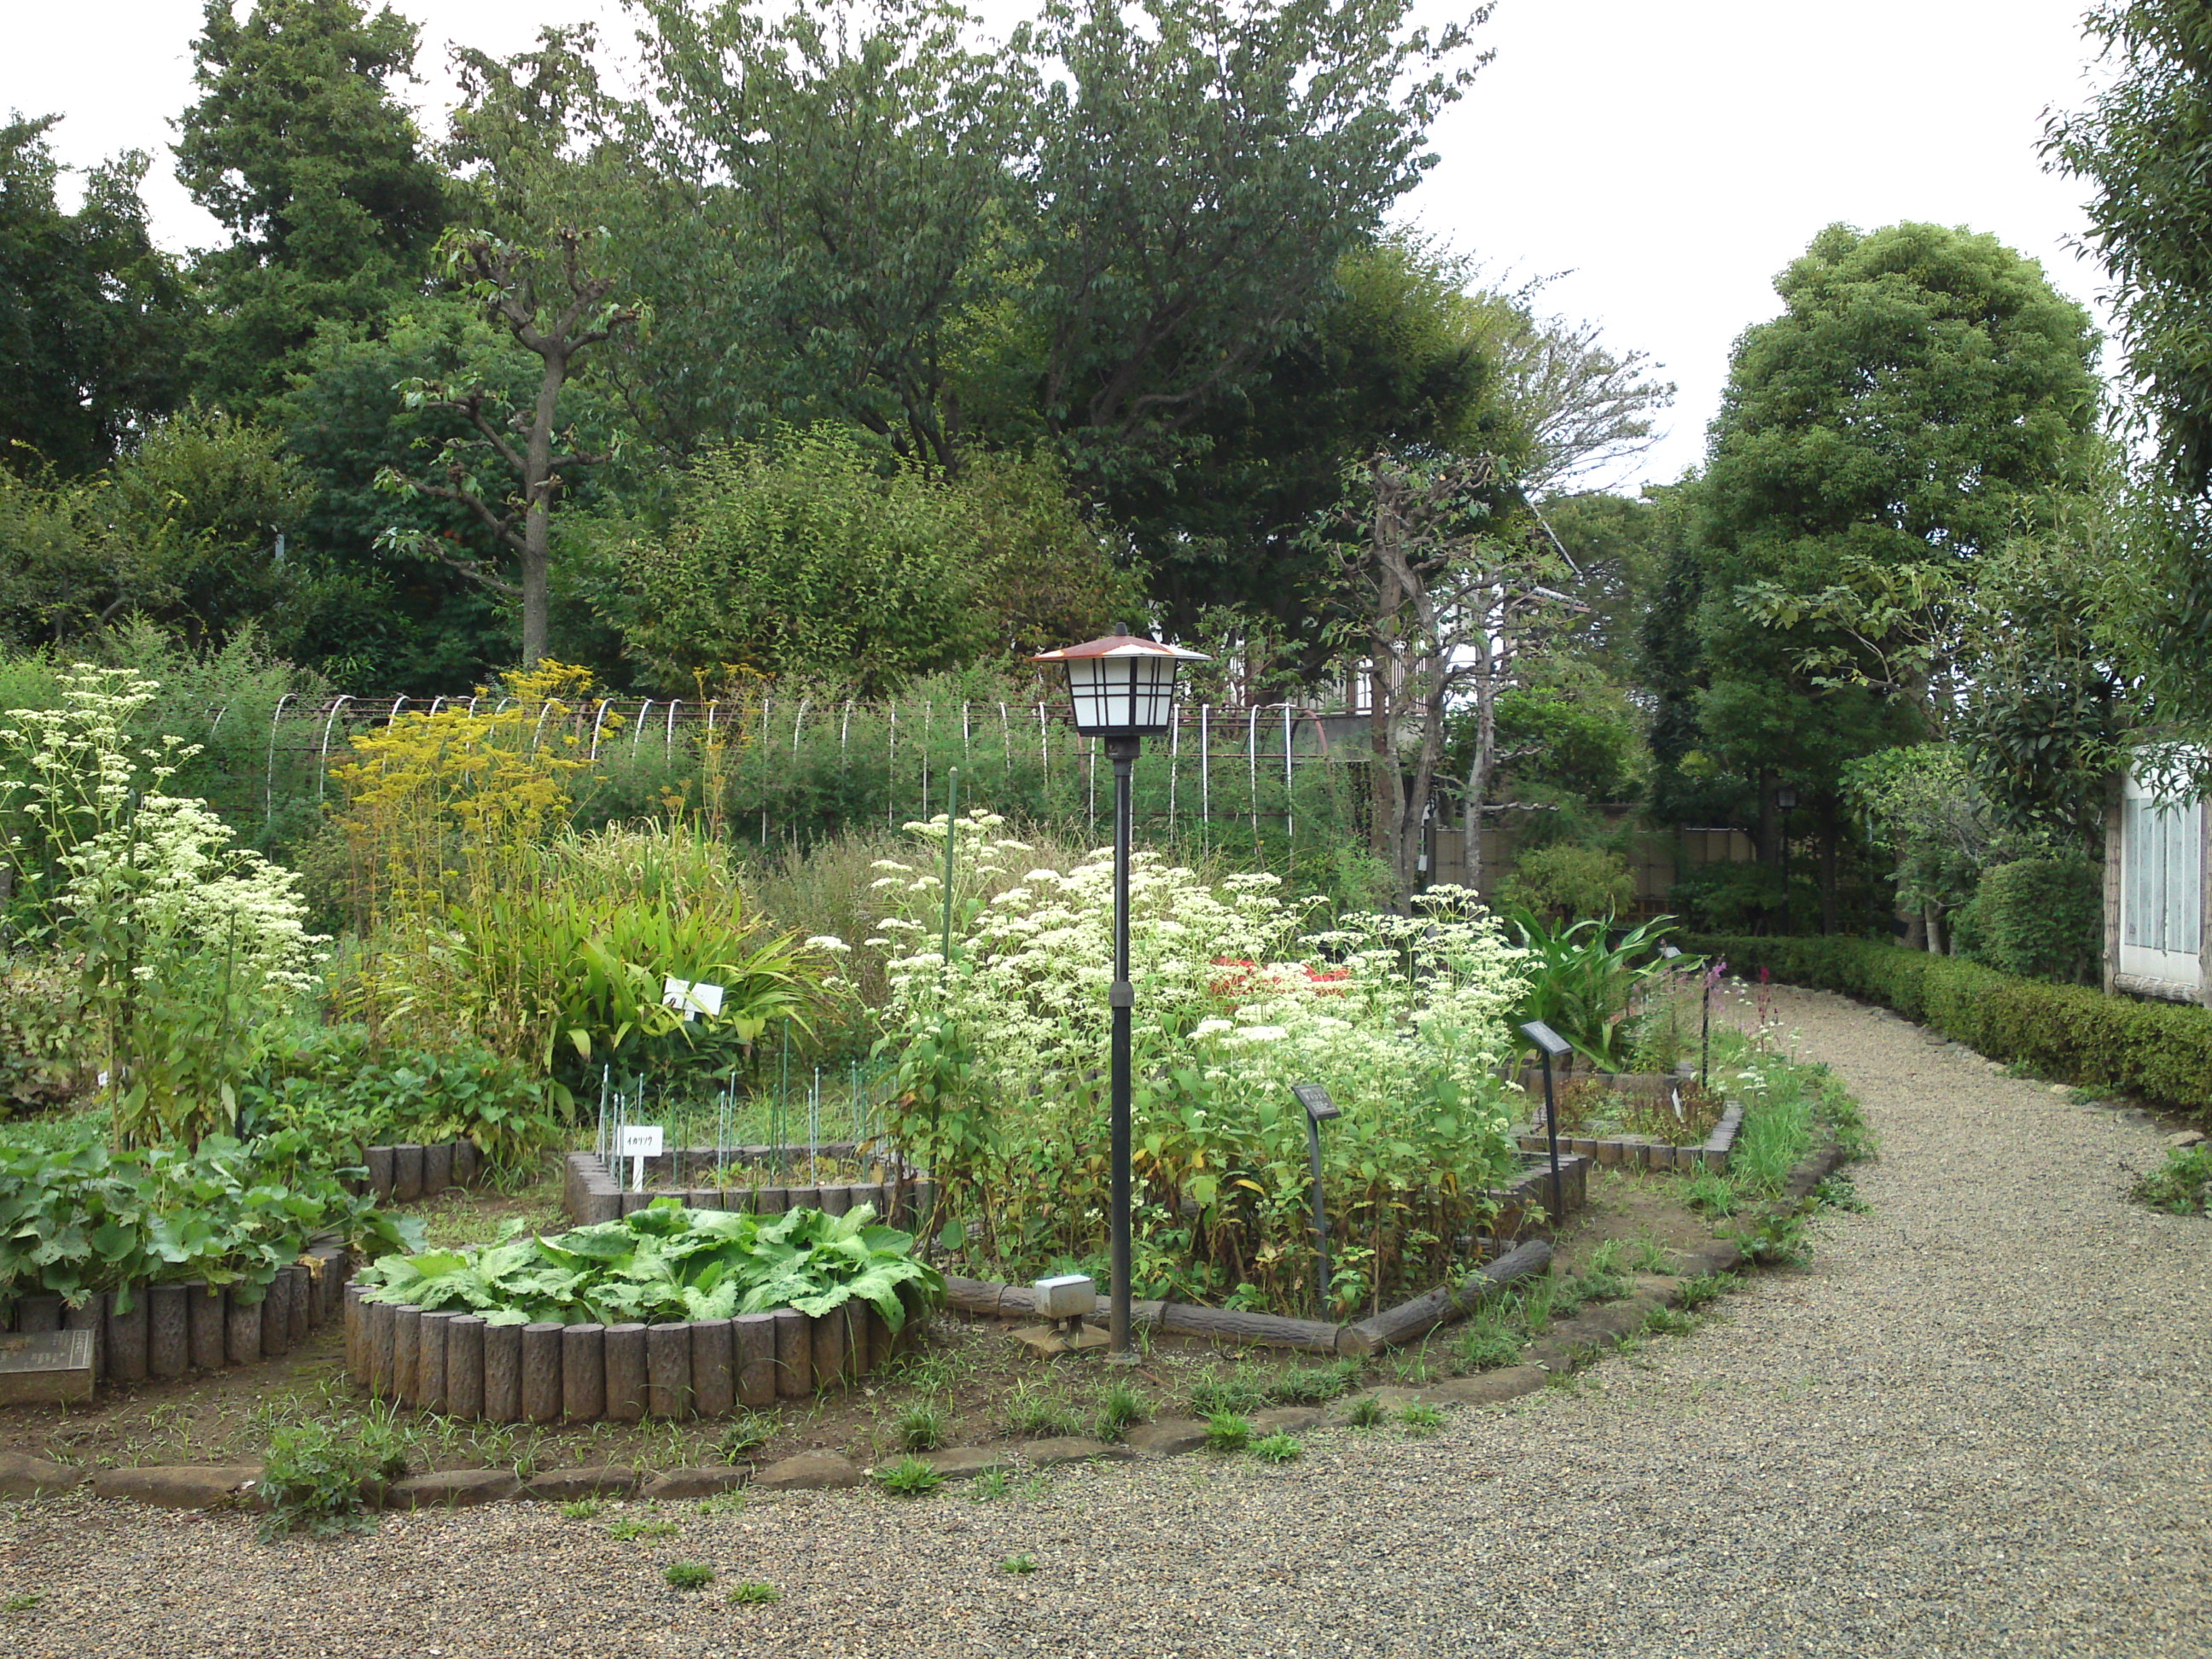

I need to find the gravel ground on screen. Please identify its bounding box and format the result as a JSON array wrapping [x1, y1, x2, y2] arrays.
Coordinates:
[[3, 984, 2207, 1658]]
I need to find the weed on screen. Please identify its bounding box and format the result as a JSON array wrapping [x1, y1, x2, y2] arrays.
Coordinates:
[[998, 1553, 1039, 1575], [1456, 1316, 1524, 1372], [892, 1400, 949, 1453], [1511, 1276, 1560, 1337], [1204, 1412, 1252, 1452], [1811, 1173, 1871, 1214], [1388, 1345, 1440, 1386], [1739, 1208, 1813, 1267], [3, 1593, 39, 1612], [726, 1582, 781, 1605], [1398, 1402, 1446, 1435], [876, 1456, 943, 1497], [1625, 1237, 1676, 1274], [1345, 1394, 1387, 1429], [1093, 1379, 1149, 1441], [1004, 1385, 1079, 1440], [1684, 1168, 1740, 1217], [1187, 1371, 1266, 1417], [1675, 1272, 1738, 1311], [257, 1416, 407, 1540], [1019, 1473, 1057, 1500], [2131, 1144, 2212, 1216], [719, 1412, 777, 1460], [1267, 1361, 1357, 1405], [560, 1499, 602, 1520], [970, 1466, 1011, 1501], [695, 1491, 748, 1517], [609, 1518, 679, 1540], [1249, 1433, 1302, 1464], [666, 1563, 715, 1591], [1644, 1307, 1698, 1336]]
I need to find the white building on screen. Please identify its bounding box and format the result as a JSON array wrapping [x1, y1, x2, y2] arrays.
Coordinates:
[[2106, 763, 2209, 1004]]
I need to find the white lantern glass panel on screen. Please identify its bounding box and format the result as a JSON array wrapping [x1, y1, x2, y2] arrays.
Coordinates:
[[1063, 653, 1181, 736]]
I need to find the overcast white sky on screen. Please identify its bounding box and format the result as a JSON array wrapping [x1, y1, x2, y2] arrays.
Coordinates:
[[3, 0, 2115, 488]]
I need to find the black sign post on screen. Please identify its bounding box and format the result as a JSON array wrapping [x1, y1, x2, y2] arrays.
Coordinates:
[[1518, 1021, 1573, 1228], [1293, 1083, 1340, 1314]]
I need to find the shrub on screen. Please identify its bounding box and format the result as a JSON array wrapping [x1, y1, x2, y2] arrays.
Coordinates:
[[1684, 934, 2212, 1126], [1956, 858, 2102, 984], [1496, 844, 1633, 922]]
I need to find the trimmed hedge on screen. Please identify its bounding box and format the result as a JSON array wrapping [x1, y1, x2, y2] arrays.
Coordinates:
[[1685, 934, 2212, 1125]]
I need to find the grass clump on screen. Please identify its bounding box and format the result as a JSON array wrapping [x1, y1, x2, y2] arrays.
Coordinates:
[[1004, 1385, 1079, 1439], [560, 1499, 602, 1520], [1344, 1394, 1387, 1429], [1674, 1272, 1738, 1311], [1398, 1402, 1446, 1435], [2132, 1143, 2212, 1215], [1188, 1371, 1266, 1417], [969, 1466, 1010, 1501], [998, 1553, 1039, 1575], [609, 1517, 679, 1540], [665, 1563, 714, 1592], [1093, 1379, 1150, 1441], [1455, 1310, 1524, 1371], [727, 1581, 781, 1605], [1249, 1433, 1302, 1464], [1644, 1307, 1698, 1336], [876, 1456, 943, 1497], [3, 1593, 42, 1612], [1811, 1173, 1871, 1214], [1267, 1361, 1358, 1405], [719, 1412, 776, 1460], [257, 1415, 407, 1540], [1203, 1412, 1252, 1452], [892, 1399, 949, 1453]]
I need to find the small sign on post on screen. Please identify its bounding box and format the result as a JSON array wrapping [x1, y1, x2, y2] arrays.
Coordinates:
[[662, 976, 725, 1021], [617, 1123, 665, 1193]]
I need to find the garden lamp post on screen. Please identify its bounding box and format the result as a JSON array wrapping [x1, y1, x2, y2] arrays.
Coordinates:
[[1033, 634, 1209, 1357]]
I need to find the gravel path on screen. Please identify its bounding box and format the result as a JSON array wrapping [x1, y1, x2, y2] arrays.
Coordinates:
[[3, 985, 2207, 1657]]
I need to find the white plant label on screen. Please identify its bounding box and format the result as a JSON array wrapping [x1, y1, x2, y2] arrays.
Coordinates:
[[619, 1124, 665, 1192], [662, 975, 725, 1021]]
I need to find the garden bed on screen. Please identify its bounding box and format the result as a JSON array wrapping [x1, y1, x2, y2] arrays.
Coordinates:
[[1510, 1068, 1744, 1173], [562, 1145, 931, 1230]]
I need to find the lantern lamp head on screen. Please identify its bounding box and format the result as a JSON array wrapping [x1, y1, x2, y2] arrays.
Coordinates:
[[1033, 634, 1209, 737]]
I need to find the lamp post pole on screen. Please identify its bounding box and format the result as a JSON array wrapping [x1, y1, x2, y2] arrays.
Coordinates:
[[1106, 733, 1139, 1357]]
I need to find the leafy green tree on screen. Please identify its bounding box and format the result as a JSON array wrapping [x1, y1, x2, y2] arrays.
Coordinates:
[[2044, 3, 2212, 742], [606, 426, 1129, 693], [1683, 222, 2102, 929], [175, 0, 449, 410], [0, 118, 189, 474]]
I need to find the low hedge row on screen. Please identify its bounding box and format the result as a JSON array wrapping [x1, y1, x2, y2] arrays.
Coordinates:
[[1684, 934, 2212, 1125]]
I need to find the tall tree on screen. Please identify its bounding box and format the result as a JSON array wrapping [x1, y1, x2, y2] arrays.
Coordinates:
[[0, 118, 189, 474], [176, 0, 449, 410], [2045, 2, 2212, 743], [378, 31, 639, 668], [1685, 222, 2102, 931]]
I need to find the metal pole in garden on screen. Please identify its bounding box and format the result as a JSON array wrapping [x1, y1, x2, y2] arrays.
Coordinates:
[[1032, 634, 1209, 1360], [1519, 1021, 1572, 1228], [941, 767, 960, 963], [1294, 1085, 1340, 1314]]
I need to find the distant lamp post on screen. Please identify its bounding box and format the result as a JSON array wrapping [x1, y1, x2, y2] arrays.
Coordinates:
[[1775, 786, 1798, 936], [1033, 633, 1209, 1358], [1518, 1020, 1574, 1228]]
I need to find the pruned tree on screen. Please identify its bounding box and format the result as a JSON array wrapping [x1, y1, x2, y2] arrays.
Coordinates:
[[377, 32, 637, 667], [1323, 451, 1577, 906]]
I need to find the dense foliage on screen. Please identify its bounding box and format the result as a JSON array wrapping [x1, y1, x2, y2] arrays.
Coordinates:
[[358, 1197, 942, 1330], [0, 1121, 420, 1305], [873, 813, 1526, 1313]]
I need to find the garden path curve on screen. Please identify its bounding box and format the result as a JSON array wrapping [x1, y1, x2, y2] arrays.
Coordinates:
[[3, 984, 2207, 1657]]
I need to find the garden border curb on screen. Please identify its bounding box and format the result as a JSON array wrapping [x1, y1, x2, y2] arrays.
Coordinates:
[[560, 1148, 933, 1231], [359, 1139, 483, 1205]]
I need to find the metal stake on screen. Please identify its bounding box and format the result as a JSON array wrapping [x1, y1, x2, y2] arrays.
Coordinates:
[[1108, 732, 1140, 1358]]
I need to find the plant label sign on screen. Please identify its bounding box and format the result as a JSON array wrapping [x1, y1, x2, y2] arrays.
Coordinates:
[[619, 1124, 665, 1191], [662, 976, 725, 1022]]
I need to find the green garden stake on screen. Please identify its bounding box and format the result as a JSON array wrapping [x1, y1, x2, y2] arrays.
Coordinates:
[[941, 767, 960, 964]]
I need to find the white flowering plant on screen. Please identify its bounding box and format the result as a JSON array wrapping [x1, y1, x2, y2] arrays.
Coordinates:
[[870, 812, 1529, 1315], [0, 667, 325, 1146]]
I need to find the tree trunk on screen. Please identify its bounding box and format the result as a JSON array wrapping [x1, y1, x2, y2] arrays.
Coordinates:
[[520, 351, 566, 667], [1818, 798, 1838, 936], [1925, 904, 1947, 956], [1460, 627, 1502, 901]]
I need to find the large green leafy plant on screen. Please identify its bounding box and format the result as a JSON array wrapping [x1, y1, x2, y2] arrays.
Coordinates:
[[1507, 911, 1682, 1071], [357, 1197, 942, 1330], [0, 1121, 420, 1306]]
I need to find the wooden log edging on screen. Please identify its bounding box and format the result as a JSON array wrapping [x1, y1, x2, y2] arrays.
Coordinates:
[[0, 1237, 353, 1391], [361, 1138, 483, 1204], [341, 1292, 919, 1420], [562, 1147, 935, 1231]]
